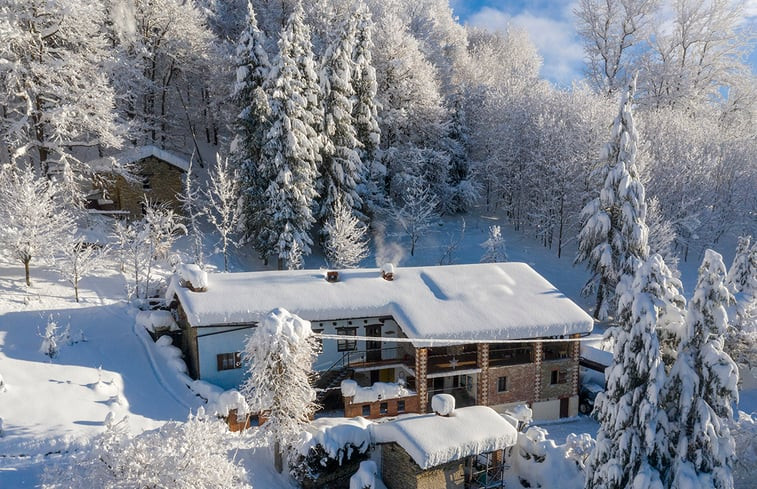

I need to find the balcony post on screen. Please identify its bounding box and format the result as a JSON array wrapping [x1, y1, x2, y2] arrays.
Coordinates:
[[571, 334, 580, 396], [415, 347, 428, 413], [534, 340, 543, 402], [477, 343, 490, 406]]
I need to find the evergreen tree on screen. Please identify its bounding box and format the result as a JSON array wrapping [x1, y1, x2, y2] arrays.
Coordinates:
[[576, 76, 649, 320], [351, 5, 382, 213], [261, 3, 321, 269], [480, 225, 508, 263], [665, 250, 738, 489], [585, 254, 668, 489], [323, 195, 369, 269], [726, 235, 753, 295], [230, 2, 274, 259], [318, 17, 364, 234]]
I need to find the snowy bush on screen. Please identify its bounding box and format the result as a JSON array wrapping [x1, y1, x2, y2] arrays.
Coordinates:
[[732, 412, 757, 489], [506, 426, 586, 489], [39, 316, 70, 360], [349, 460, 377, 489], [323, 195, 370, 269], [41, 412, 251, 489], [53, 236, 108, 302]]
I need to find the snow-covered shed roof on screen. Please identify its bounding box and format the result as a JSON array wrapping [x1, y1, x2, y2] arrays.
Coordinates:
[[370, 406, 518, 469], [167, 263, 593, 345], [89, 145, 190, 173]]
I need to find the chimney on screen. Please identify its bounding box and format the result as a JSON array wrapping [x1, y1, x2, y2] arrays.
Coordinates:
[[326, 270, 339, 282], [381, 263, 395, 281]]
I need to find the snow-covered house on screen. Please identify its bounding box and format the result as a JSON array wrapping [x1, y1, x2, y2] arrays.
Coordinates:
[[87, 145, 189, 217], [166, 262, 594, 420]]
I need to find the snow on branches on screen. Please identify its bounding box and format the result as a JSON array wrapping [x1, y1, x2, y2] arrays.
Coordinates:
[[240, 308, 319, 472]]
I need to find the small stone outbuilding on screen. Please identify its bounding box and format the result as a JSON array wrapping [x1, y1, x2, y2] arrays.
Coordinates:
[[88, 145, 189, 218], [370, 403, 517, 489]]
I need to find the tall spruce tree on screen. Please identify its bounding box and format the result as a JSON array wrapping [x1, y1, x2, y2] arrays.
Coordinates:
[[664, 250, 738, 489], [576, 76, 649, 320], [351, 5, 382, 213], [318, 16, 364, 235], [261, 2, 320, 269], [230, 2, 273, 259], [585, 254, 670, 489]]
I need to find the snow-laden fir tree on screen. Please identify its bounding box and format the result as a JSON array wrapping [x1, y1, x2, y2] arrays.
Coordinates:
[[0, 165, 74, 287], [351, 5, 382, 214], [261, 4, 321, 269], [576, 76, 649, 320], [480, 225, 508, 263], [323, 195, 369, 269], [205, 155, 242, 272], [585, 254, 669, 489], [241, 308, 319, 473], [318, 16, 365, 233], [726, 236, 753, 295], [664, 250, 739, 489], [41, 411, 251, 488], [231, 2, 273, 256], [390, 179, 440, 257]]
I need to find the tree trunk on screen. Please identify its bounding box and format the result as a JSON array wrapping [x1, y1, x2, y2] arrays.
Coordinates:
[[274, 439, 283, 473], [24, 258, 31, 286], [593, 277, 605, 320]]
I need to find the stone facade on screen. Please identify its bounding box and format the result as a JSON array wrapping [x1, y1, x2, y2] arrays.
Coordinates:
[[104, 156, 185, 218], [381, 443, 465, 489], [487, 363, 536, 405], [539, 358, 576, 401]]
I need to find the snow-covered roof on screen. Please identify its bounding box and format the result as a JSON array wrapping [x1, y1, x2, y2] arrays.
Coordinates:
[[89, 145, 190, 173], [167, 263, 593, 345], [370, 406, 518, 469]]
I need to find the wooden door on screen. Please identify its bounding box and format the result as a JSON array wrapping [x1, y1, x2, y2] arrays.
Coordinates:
[[366, 324, 381, 362], [560, 397, 569, 418]]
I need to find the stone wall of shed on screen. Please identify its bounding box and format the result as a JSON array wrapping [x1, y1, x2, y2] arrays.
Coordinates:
[[380, 443, 466, 489], [106, 156, 184, 218]]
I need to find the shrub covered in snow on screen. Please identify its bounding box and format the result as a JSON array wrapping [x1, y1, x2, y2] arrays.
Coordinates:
[[505, 426, 588, 489], [41, 412, 251, 488], [292, 417, 373, 487], [349, 460, 377, 489], [431, 393, 455, 416]]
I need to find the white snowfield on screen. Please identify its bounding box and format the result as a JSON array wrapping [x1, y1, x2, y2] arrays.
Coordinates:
[[167, 262, 594, 345], [370, 405, 518, 469]]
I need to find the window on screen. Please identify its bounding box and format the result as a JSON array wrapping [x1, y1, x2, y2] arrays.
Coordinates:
[[380, 402, 388, 415], [550, 369, 567, 385], [397, 400, 406, 413], [217, 352, 242, 371], [497, 376, 508, 392], [544, 341, 572, 361], [142, 173, 152, 190], [336, 327, 357, 351], [362, 405, 371, 417]]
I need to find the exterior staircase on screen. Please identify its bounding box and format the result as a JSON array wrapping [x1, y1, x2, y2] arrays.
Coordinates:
[[314, 367, 354, 409]]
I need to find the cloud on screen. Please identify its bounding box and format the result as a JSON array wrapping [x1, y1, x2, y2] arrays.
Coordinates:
[[466, 4, 585, 86]]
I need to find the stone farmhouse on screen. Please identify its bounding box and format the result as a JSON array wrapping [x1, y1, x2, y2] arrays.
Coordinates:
[[165, 262, 594, 420], [87, 145, 189, 217]]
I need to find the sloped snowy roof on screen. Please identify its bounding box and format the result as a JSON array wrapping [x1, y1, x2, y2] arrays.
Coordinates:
[[89, 145, 190, 173], [167, 263, 593, 345], [370, 406, 518, 469]]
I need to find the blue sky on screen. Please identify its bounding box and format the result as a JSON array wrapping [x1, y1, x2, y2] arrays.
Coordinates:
[[450, 0, 757, 87]]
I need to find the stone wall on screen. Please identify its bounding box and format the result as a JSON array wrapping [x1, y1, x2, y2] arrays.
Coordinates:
[[106, 156, 184, 218], [487, 364, 536, 406], [539, 358, 576, 401], [380, 443, 465, 489]]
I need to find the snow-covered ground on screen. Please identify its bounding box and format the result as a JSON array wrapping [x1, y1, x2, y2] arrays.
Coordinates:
[[0, 211, 751, 487]]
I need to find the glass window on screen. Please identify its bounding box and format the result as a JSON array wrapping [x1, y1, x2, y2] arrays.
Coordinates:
[[497, 376, 508, 392], [217, 352, 241, 371], [336, 327, 357, 351], [397, 400, 406, 412]]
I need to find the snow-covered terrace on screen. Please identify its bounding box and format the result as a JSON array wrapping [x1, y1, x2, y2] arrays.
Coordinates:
[[370, 405, 518, 469], [168, 263, 593, 346]]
